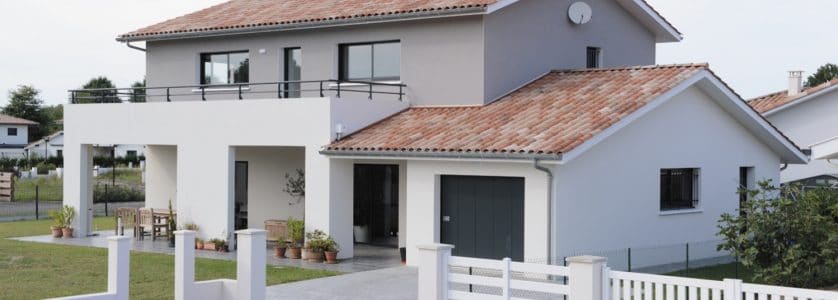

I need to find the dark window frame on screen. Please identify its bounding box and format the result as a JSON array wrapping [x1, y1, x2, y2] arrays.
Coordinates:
[[200, 51, 250, 85], [586, 47, 601, 68], [283, 47, 302, 98], [7, 128, 17, 136], [660, 168, 700, 211], [339, 40, 401, 82]]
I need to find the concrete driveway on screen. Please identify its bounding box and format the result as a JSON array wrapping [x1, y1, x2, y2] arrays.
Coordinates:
[[266, 266, 417, 299]]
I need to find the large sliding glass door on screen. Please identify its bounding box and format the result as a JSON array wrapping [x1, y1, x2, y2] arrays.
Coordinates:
[[284, 47, 302, 98]]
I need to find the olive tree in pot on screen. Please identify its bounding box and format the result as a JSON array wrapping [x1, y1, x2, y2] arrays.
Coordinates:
[[60, 205, 76, 238], [287, 217, 305, 259]]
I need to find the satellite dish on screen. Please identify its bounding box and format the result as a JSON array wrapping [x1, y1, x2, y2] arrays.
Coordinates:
[[568, 2, 592, 25]]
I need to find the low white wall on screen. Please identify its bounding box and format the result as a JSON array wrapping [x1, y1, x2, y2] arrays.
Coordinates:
[[234, 147, 305, 231]]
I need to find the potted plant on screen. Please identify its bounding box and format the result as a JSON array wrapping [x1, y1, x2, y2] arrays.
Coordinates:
[[204, 239, 218, 251], [283, 169, 305, 205], [61, 205, 76, 238], [275, 234, 288, 258], [195, 238, 204, 250], [48, 209, 64, 238], [305, 230, 328, 263], [324, 236, 340, 264], [287, 217, 304, 259], [213, 238, 228, 252]]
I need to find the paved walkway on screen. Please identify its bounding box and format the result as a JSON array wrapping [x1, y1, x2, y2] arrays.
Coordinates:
[[13, 229, 402, 273], [267, 266, 418, 299]]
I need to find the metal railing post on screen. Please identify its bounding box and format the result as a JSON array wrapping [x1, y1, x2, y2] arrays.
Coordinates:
[[166, 88, 171, 102], [319, 81, 324, 97], [238, 85, 243, 100], [337, 81, 341, 98], [71, 92, 76, 104], [201, 87, 206, 101], [369, 84, 373, 100], [35, 185, 39, 220], [104, 184, 109, 217], [399, 85, 403, 101], [627, 248, 632, 272], [277, 82, 282, 99], [685, 243, 690, 275]]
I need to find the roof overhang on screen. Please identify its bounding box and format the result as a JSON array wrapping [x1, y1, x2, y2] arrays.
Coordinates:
[[811, 136, 838, 160], [615, 0, 682, 43], [320, 148, 562, 162], [560, 70, 808, 165], [762, 83, 838, 116]]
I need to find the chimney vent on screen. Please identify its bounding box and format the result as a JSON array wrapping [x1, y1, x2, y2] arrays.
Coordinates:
[[788, 71, 803, 96]]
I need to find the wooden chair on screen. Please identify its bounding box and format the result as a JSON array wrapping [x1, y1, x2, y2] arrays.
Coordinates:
[[137, 208, 167, 241], [114, 208, 138, 237]]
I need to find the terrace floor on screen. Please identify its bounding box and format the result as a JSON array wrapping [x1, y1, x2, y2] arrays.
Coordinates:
[[12, 229, 402, 273]]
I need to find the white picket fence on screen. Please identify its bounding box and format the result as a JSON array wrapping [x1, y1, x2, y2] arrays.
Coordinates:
[[418, 243, 838, 300]]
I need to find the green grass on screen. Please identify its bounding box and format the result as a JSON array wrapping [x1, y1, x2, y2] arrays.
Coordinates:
[[13, 177, 63, 202], [94, 168, 143, 187], [0, 218, 339, 299]]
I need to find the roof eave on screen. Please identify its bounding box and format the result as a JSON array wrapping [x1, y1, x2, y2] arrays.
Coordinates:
[[616, 0, 683, 43], [117, 7, 488, 43], [320, 148, 563, 162], [762, 83, 838, 117]]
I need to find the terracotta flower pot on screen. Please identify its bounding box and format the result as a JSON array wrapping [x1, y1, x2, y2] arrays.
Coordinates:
[[275, 246, 287, 258], [288, 247, 302, 259], [196, 241, 204, 250], [325, 251, 339, 264], [61, 227, 74, 238], [308, 251, 325, 263], [50, 226, 63, 238], [204, 243, 216, 251]]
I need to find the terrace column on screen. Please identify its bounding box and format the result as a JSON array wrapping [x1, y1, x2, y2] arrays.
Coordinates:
[[177, 144, 235, 246], [63, 143, 94, 237], [304, 148, 353, 258]]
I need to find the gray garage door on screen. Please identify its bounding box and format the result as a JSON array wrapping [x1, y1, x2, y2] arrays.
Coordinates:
[[441, 175, 525, 261]]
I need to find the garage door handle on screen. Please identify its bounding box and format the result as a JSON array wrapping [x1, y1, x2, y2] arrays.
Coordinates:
[[442, 216, 451, 222]]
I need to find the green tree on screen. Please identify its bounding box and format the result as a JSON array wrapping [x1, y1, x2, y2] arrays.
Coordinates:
[[804, 63, 838, 87], [130, 79, 146, 102], [718, 181, 838, 288], [41, 104, 63, 135], [74, 76, 120, 103], [3, 85, 48, 141]]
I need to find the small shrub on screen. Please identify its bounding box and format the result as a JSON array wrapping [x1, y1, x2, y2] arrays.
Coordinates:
[[93, 184, 144, 203], [35, 161, 56, 174]]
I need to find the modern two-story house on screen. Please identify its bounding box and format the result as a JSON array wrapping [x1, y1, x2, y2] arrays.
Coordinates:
[[749, 71, 838, 187], [64, 0, 806, 266]]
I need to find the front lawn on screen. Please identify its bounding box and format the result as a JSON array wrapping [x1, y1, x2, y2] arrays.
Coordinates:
[[0, 218, 339, 300]]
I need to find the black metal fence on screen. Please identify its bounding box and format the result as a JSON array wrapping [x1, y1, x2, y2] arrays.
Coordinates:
[[0, 183, 145, 222], [68, 80, 407, 103]]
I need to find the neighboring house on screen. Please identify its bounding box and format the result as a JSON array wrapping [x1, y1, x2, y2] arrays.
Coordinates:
[[64, 0, 807, 266], [748, 71, 838, 186], [0, 114, 38, 159], [92, 144, 146, 159], [25, 131, 64, 158]]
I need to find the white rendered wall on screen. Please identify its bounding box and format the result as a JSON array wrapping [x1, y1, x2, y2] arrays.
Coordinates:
[[553, 86, 781, 264], [26, 133, 64, 158], [145, 145, 177, 212], [0, 125, 29, 145], [404, 160, 549, 266], [764, 91, 838, 182], [234, 147, 305, 230]]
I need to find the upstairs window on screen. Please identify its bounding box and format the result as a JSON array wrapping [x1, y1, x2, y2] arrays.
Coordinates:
[[201, 51, 249, 85], [339, 41, 400, 82], [586, 47, 601, 68], [660, 168, 700, 211], [7, 128, 17, 136]]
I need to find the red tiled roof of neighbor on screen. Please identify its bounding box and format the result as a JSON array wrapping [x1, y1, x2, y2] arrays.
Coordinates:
[[748, 79, 838, 113], [326, 63, 708, 156], [0, 114, 38, 126], [119, 0, 497, 40]]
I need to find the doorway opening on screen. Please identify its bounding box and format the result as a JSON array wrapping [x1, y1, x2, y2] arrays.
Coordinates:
[[353, 164, 399, 247], [234, 161, 248, 230]]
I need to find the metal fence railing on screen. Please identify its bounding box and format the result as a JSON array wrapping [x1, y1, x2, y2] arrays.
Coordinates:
[[0, 181, 145, 222]]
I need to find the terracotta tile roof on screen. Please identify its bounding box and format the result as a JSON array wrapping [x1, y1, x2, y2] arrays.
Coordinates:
[[748, 79, 838, 113], [326, 63, 707, 157], [0, 114, 38, 126], [119, 0, 497, 40]]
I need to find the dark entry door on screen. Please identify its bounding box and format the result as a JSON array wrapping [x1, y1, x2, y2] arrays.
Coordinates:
[[441, 175, 524, 261], [234, 161, 248, 230], [354, 164, 399, 247]]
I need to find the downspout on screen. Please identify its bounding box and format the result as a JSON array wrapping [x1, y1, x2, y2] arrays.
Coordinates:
[[533, 159, 554, 265], [125, 41, 146, 52], [780, 163, 788, 171]]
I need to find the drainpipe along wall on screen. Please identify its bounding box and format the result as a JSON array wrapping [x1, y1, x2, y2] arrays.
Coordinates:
[[533, 159, 556, 265]]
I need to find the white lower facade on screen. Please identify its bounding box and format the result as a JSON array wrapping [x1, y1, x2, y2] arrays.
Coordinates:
[[64, 85, 786, 265]]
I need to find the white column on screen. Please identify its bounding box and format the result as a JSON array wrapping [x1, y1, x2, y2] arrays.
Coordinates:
[[304, 149, 354, 258], [417, 244, 454, 300], [236, 229, 266, 300], [63, 143, 93, 236], [567, 255, 608, 300], [174, 230, 196, 300], [177, 145, 234, 245], [107, 236, 131, 300]]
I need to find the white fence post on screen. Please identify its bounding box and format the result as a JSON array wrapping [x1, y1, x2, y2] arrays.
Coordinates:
[[724, 278, 742, 299], [418, 244, 454, 300], [568, 255, 608, 300], [236, 229, 266, 300], [501, 257, 511, 299], [175, 230, 195, 300], [107, 236, 131, 300]]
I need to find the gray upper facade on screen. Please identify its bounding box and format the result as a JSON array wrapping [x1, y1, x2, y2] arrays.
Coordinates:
[[134, 0, 681, 106]]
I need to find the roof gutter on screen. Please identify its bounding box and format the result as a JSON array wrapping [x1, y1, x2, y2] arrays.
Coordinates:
[[319, 149, 563, 161], [126, 41, 146, 52], [117, 7, 487, 42]]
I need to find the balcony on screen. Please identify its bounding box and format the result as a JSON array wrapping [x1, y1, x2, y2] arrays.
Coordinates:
[[68, 80, 406, 104]]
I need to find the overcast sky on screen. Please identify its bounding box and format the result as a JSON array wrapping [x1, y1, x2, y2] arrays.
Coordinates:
[[0, 0, 836, 106]]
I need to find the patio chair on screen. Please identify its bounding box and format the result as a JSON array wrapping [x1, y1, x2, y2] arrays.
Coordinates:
[[114, 207, 138, 237], [137, 208, 167, 241]]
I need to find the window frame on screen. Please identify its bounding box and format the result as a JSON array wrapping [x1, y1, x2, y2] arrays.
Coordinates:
[[199, 51, 250, 85], [338, 40, 401, 82], [283, 47, 302, 98], [586, 47, 602, 69], [7, 128, 17, 136], [659, 168, 700, 211]]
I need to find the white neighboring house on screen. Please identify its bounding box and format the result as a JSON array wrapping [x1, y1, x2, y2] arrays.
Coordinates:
[[64, 0, 807, 265], [93, 144, 145, 158], [748, 72, 838, 186], [0, 114, 38, 159], [25, 131, 64, 158]]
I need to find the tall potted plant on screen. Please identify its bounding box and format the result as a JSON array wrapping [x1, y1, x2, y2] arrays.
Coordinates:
[[48, 209, 64, 238], [287, 217, 304, 259], [60, 205, 76, 238]]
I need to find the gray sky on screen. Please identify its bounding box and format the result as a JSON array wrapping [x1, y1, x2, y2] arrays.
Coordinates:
[[0, 0, 835, 106]]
